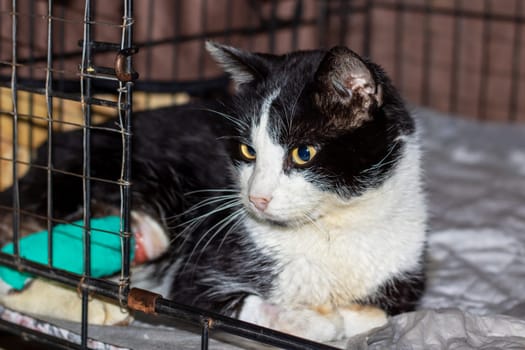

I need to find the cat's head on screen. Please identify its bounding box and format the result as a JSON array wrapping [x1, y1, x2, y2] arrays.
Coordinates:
[[206, 42, 415, 227]]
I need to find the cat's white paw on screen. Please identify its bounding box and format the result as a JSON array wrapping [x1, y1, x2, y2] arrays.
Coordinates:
[[339, 304, 388, 337], [238, 295, 345, 342]]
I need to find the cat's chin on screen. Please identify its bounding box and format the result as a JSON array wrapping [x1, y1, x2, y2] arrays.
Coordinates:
[[247, 210, 315, 228], [263, 217, 292, 228], [247, 210, 287, 226]]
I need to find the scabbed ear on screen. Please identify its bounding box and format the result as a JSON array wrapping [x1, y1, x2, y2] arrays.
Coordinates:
[[314, 46, 383, 127], [205, 41, 268, 88]]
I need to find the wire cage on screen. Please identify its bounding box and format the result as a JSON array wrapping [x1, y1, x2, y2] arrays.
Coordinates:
[[0, 0, 523, 349]]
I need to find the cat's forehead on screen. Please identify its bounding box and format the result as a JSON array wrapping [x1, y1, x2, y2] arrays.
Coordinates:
[[259, 56, 321, 113], [235, 49, 373, 144], [244, 86, 328, 147], [237, 97, 314, 147]]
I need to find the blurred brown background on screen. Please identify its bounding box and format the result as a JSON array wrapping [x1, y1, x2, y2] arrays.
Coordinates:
[[1, 0, 523, 122]]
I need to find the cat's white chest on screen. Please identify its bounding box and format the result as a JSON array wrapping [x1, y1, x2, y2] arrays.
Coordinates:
[[249, 205, 424, 308], [247, 215, 372, 307], [271, 220, 371, 307]]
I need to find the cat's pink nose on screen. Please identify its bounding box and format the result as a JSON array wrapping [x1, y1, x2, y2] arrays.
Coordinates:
[[249, 195, 271, 212]]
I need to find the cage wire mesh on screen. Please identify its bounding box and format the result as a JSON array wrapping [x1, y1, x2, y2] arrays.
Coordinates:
[[0, 0, 523, 349]]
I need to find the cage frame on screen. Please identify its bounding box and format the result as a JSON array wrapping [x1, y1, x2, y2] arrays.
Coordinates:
[[0, 0, 524, 349]]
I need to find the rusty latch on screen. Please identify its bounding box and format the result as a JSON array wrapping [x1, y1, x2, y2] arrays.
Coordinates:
[[128, 287, 160, 314]]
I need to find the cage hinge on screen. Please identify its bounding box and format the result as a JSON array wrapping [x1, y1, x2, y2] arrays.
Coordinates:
[[127, 287, 160, 314]]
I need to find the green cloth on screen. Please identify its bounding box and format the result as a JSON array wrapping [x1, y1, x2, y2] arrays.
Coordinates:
[[0, 216, 134, 290]]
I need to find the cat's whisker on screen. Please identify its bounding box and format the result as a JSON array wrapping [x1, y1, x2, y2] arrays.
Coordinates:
[[286, 81, 307, 135], [167, 198, 235, 242], [302, 212, 331, 241], [169, 197, 241, 236], [216, 211, 246, 252], [362, 141, 401, 174], [165, 194, 239, 222], [166, 197, 241, 247], [184, 194, 239, 211], [183, 206, 245, 271], [169, 200, 243, 256], [231, 97, 259, 132], [184, 188, 238, 196], [303, 168, 339, 183], [196, 107, 248, 130], [194, 208, 246, 261], [365, 157, 400, 174]]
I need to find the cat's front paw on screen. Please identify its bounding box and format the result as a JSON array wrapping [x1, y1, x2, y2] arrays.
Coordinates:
[[238, 295, 345, 342], [338, 304, 388, 337]]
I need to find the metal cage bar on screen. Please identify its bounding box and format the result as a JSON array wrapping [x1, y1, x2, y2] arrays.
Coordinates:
[[10, 0, 21, 259], [449, 0, 463, 115], [508, 0, 523, 122], [80, 0, 94, 345], [118, 0, 134, 306], [478, 0, 492, 120], [420, 0, 432, 107], [27, 0, 35, 163], [393, 0, 405, 92], [45, 0, 55, 269]]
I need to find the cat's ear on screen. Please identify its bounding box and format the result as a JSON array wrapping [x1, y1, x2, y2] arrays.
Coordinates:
[[205, 41, 267, 89], [314, 46, 383, 126]]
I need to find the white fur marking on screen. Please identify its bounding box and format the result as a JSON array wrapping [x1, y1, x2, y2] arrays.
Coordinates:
[[242, 89, 285, 214]]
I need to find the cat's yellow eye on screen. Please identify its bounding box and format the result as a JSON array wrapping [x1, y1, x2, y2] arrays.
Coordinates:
[[240, 143, 256, 161], [291, 145, 317, 166]]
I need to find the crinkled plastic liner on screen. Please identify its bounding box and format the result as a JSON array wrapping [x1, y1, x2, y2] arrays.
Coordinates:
[[347, 309, 525, 349]]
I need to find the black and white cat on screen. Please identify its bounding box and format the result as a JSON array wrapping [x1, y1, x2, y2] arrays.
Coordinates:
[[0, 42, 426, 342]]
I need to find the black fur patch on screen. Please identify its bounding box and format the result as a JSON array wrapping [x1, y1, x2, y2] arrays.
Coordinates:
[[366, 267, 426, 315]]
